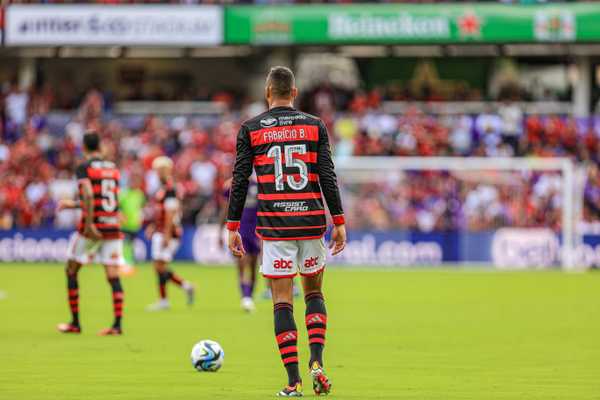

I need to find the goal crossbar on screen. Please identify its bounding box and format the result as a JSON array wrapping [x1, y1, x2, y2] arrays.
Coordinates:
[[335, 156, 572, 172], [334, 156, 578, 270]]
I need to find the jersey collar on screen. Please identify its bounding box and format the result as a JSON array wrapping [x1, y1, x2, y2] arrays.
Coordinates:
[[270, 106, 295, 112]]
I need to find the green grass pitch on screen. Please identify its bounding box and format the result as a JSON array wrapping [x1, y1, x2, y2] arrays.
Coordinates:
[[0, 263, 599, 399]]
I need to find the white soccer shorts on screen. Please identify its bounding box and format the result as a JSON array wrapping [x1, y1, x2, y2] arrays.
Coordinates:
[[151, 232, 180, 262], [260, 238, 327, 278], [67, 232, 125, 266]]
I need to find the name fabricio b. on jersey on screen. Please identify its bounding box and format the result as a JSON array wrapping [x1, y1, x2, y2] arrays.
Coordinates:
[[261, 127, 310, 143]]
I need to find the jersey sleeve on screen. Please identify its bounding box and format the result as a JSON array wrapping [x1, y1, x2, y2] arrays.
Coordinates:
[[165, 188, 177, 200], [163, 189, 180, 211], [75, 164, 89, 181], [226, 125, 253, 230], [316, 121, 345, 225]]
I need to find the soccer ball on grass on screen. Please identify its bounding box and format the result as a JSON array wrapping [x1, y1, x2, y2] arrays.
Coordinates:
[[190, 340, 224, 372]]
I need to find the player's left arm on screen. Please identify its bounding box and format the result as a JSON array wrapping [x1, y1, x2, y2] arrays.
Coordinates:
[[162, 191, 179, 247], [226, 125, 253, 257], [316, 121, 346, 255]]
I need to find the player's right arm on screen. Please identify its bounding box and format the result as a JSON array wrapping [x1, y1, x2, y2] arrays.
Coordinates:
[[76, 165, 102, 240], [57, 198, 78, 211], [226, 125, 253, 257]]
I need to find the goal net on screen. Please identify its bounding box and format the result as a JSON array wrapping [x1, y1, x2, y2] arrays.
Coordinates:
[[333, 156, 584, 270]]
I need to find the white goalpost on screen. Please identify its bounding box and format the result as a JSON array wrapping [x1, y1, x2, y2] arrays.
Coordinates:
[[335, 156, 583, 270]]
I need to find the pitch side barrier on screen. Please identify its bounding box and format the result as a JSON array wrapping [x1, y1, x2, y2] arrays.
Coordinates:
[[0, 226, 597, 270]]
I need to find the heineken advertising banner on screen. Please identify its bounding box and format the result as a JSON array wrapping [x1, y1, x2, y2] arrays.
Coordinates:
[[225, 4, 600, 45]]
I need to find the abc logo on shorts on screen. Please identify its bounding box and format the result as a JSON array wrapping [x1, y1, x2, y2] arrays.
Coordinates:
[[273, 259, 293, 269]]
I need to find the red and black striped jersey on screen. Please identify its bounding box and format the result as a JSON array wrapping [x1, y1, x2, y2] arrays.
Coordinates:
[[76, 157, 122, 239], [227, 106, 345, 240], [154, 181, 183, 238]]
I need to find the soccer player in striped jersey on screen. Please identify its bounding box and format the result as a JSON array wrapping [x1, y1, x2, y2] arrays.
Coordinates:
[[226, 66, 346, 397], [145, 156, 195, 311], [57, 132, 125, 336]]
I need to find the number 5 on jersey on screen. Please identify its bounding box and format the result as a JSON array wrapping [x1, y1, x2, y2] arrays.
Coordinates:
[[101, 179, 118, 212]]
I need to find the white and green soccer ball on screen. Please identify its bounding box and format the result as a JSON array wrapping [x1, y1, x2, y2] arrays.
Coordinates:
[[190, 340, 224, 372]]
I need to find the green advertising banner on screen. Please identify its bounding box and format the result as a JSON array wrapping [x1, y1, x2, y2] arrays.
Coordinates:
[[225, 4, 600, 45]]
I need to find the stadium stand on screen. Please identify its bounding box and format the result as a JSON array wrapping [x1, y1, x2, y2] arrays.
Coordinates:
[[1, 82, 599, 232]]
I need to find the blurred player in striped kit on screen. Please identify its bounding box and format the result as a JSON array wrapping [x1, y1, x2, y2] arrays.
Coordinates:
[[57, 132, 125, 336], [145, 156, 195, 311]]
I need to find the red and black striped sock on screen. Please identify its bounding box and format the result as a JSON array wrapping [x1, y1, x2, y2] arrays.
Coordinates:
[[274, 302, 301, 386], [66, 270, 79, 327], [167, 270, 183, 287], [108, 277, 123, 329], [158, 271, 169, 299], [305, 292, 327, 367]]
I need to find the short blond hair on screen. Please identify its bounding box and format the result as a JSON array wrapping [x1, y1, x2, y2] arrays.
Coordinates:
[[152, 156, 173, 170]]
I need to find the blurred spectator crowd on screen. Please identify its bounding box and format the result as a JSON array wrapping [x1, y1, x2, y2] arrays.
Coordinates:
[[335, 105, 600, 232], [1, 82, 600, 233]]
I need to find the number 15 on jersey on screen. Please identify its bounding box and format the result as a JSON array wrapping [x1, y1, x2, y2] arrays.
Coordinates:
[[266, 144, 309, 191]]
